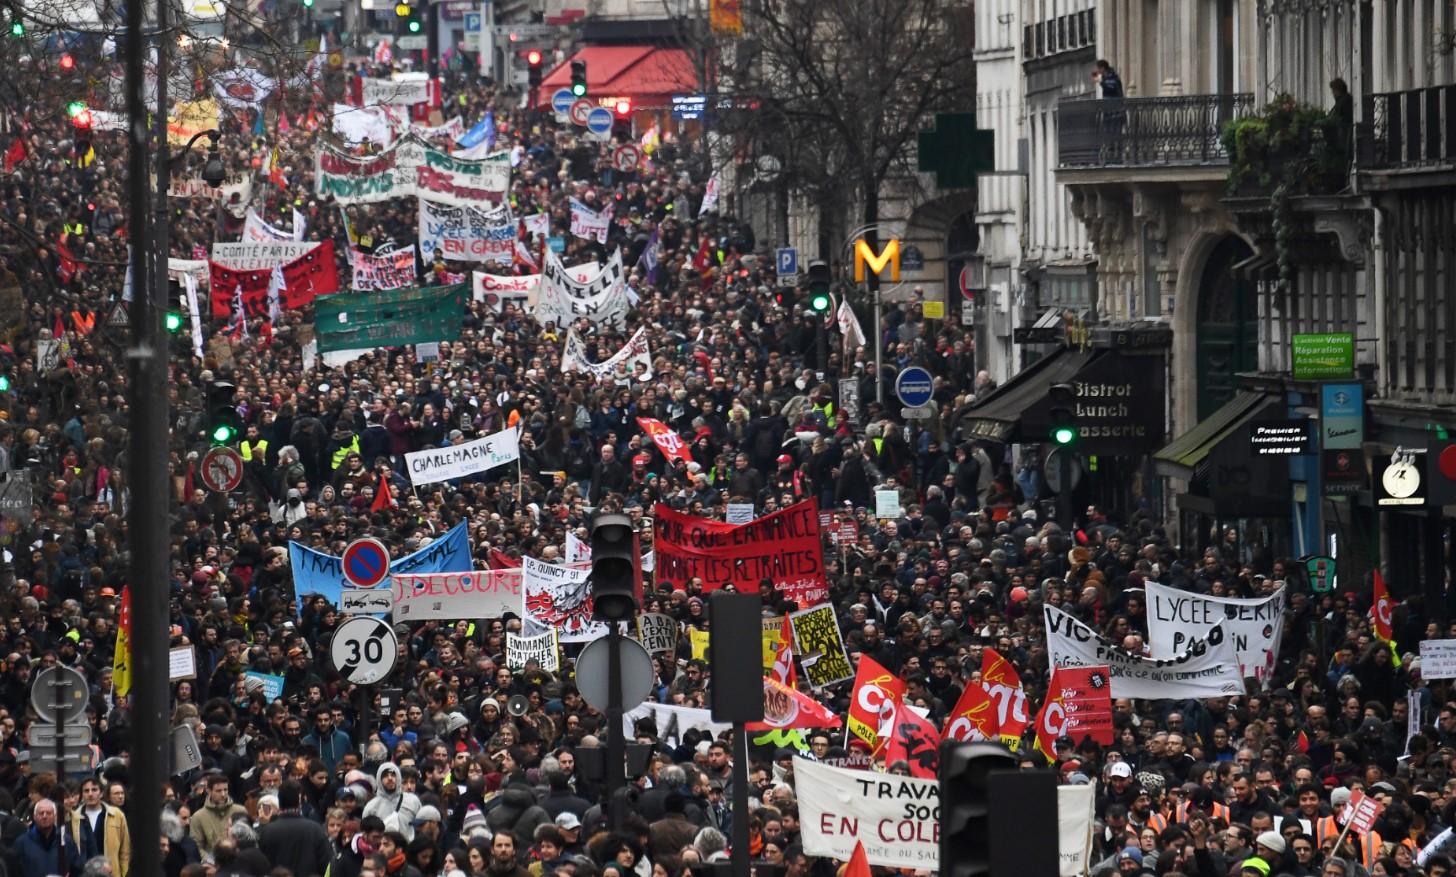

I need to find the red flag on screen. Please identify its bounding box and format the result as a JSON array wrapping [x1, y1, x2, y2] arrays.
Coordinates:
[[3, 137, 27, 173], [53, 313, 65, 339], [843, 841, 871, 877], [637, 417, 694, 468], [747, 677, 839, 731], [770, 617, 797, 687], [278, 113, 292, 135], [1372, 570, 1394, 641], [881, 702, 941, 778], [56, 236, 80, 284], [846, 655, 905, 751], [488, 548, 521, 569], [184, 459, 195, 500], [943, 681, 999, 743], [1296, 729, 1310, 753], [981, 647, 1030, 748], [371, 472, 394, 511], [693, 235, 713, 279], [1032, 667, 1068, 764]]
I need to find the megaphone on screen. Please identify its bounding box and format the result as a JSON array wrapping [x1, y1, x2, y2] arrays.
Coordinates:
[[507, 695, 530, 717]]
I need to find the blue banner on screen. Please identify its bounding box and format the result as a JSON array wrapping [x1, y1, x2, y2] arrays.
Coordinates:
[[458, 113, 494, 150], [290, 521, 471, 607], [245, 671, 285, 702]]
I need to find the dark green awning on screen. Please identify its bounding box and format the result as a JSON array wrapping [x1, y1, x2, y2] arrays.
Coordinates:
[[1153, 391, 1273, 479], [956, 347, 1100, 443]]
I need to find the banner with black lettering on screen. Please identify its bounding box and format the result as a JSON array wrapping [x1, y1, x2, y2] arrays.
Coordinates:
[[472, 271, 540, 311], [506, 629, 560, 672], [636, 612, 678, 654], [418, 199, 515, 264], [562, 326, 651, 381], [537, 249, 630, 329], [403, 426, 520, 485], [790, 603, 854, 689], [1043, 604, 1244, 699], [1145, 582, 1285, 685], [521, 556, 605, 642], [653, 498, 828, 606]]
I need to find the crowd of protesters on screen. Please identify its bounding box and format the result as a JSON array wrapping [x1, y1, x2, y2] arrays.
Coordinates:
[[0, 27, 1445, 877]]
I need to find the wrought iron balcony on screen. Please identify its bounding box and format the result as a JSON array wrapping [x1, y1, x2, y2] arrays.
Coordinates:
[[1058, 93, 1254, 169], [1361, 86, 1456, 168]]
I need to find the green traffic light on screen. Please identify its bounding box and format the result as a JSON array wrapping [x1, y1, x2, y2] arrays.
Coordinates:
[[165, 312, 183, 333], [571, 83, 587, 97], [211, 423, 238, 444], [9, 20, 23, 36], [408, 19, 421, 31], [66, 100, 86, 118], [0, 376, 10, 392], [809, 292, 831, 313], [1052, 426, 1077, 446]]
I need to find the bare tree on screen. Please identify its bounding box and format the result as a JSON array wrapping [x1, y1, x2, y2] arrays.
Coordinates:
[[742, 0, 976, 254]]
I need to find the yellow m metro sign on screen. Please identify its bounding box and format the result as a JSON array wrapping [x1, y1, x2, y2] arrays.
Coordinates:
[[854, 239, 900, 282]]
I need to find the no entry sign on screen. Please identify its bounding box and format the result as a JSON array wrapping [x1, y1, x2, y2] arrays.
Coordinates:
[[341, 537, 391, 588]]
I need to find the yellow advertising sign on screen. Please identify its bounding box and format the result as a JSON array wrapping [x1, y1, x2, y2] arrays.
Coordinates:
[[168, 99, 220, 147], [854, 239, 900, 283], [923, 300, 945, 319]]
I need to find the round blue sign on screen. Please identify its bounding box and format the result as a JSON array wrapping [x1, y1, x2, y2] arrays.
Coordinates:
[[341, 537, 391, 589], [551, 89, 576, 114], [585, 107, 614, 136], [895, 366, 934, 407]]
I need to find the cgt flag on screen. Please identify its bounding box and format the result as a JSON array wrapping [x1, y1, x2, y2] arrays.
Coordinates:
[[982, 647, 1029, 750], [113, 586, 133, 697], [846, 656, 905, 751], [1033, 667, 1068, 764], [942, 681, 999, 743], [880, 702, 941, 778], [1372, 570, 1395, 642], [748, 678, 840, 731], [637, 417, 693, 467]]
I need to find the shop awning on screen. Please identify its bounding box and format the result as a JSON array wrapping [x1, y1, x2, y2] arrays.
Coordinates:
[[957, 347, 1101, 443], [537, 46, 698, 110], [1153, 391, 1274, 479]]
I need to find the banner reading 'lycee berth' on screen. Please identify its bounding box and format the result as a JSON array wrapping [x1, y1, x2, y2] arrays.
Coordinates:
[[653, 498, 827, 605]]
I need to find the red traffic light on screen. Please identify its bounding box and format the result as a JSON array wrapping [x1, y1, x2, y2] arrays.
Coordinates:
[[59, 53, 74, 70], [613, 98, 632, 117], [72, 108, 92, 129], [525, 49, 542, 66]]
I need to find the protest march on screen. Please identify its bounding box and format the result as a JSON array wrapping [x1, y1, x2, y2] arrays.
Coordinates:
[[0, 22, 1443, 877]]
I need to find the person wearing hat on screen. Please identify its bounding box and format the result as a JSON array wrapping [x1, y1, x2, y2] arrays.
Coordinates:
[[1099, 761, 1138, 817], [259, 781, 335, 877], [1240, 857, 1271, 877], [1255, 830, 1287, 871], [552, 812, 583, 856]]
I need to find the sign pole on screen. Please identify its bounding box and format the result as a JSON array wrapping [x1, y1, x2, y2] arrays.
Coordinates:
[[606, 620, 626, 831], [731, 721, 751, 877]]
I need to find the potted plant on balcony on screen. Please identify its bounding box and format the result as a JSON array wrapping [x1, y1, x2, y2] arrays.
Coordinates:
[[1221, 94, 1348, 291]]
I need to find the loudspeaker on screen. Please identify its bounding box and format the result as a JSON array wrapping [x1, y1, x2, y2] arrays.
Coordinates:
[[988, 770, 1058, 877], [708, 592, 764, 723], [507, 695, 530, 717]]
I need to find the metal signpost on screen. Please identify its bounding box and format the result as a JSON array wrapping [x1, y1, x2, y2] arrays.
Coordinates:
[[331, 616, 399, 746]]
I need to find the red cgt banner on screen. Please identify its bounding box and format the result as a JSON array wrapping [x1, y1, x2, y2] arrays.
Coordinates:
[[209, 239, 340, 319], [1055, 665, 1115, 745]]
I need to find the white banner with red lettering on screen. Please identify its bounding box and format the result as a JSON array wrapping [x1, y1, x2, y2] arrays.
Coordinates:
[[569, 198, 613, 243], [562, 326, 652, 381], [351, 246, 418, 291], [795, 757, 939, 869], [391, 569, 520, 621], [472, 271, 541, 311]]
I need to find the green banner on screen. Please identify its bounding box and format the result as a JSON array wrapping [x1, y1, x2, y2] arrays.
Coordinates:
[[315, 283, 468, 353], [1291, 332, 1354, 380]]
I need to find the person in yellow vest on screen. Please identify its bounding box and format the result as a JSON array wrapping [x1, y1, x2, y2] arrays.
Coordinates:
[[69, 775, 131, 877], [239, 422, 269, 464]]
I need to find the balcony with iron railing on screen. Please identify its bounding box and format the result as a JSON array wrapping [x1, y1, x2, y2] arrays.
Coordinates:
[[1360, 86, 1456, 171], [1057, 94, 1255, 174]]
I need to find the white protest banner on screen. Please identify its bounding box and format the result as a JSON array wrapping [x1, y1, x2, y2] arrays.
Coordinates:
[[525, 213, 550, 236], [565, 259, 608, 283], [242, 209, 296, 243], [315, 136, 512, 206], [569, 198, 614, 243], [404, 426, 520, 485], [36, 339, 60, 373], [410, 116, 465, 142], [507, 629, 560, 671], [637, 613, 678, 654], [332, 104, 399, 146], [351, 246, 418, 291], [623, 702, 731, 746], [473, 272, 541, 311], [1420, 639, 1456, 679], [212, 67, 275, 109], [211, 241, 320, 270], [874, 489, 901, 519], [726, 503, 754, 524], [521, 556, 605, 642], [538, 249, 630, 329], [1057, 783, 1096, 877], [794, 757, 939, 869], [1145, 582, 1286, 683], [169, 646, 198, 681], [562, 326, 652, 381], [418, 198, 515, 264], [565, 531, 591, 564], [362, 73, 430, 107], [392, 569, 521, 621], [1043, 604, 1244, 699]]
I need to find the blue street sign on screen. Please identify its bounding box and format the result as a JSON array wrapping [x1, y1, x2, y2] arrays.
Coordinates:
[[463, 11, 481, 31], [341, 537, 391, 588], [585, 107, 614, 136], [776, 247, 798, 276], [551, 89, 576, 116], [895, 366, 934, 408]]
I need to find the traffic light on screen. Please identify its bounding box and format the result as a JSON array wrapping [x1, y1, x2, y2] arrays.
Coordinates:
[[1048, 382, 1078, 445], [806, 260, 832, 313], [570, 60, 587, 97], [205, 380, 241, 445], [394, 1, 409, 13], [526, 49, 543, 89], [613, 97, 632, 117], [9, 18, 23, 36], [939, 741, 1015, 877], [589, 512, 637, 622], [165, 311, 183, 334], [58, 53, 74, 70], [0, 375, 11, 392], [409, 16, 421, 32]]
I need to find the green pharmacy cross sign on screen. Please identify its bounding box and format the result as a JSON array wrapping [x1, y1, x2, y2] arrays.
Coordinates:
[[917, 113, 996, 190]]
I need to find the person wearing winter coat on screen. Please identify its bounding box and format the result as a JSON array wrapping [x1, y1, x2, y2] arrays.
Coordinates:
[[362, 763, 422, 840], [16, 798, 82, 877], [191, 773, 249, 857]]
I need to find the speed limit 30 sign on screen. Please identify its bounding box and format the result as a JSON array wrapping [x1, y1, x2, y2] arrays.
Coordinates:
[[330, 616, 398, 685]]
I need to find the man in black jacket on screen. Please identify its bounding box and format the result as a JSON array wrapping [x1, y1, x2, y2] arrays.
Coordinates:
[[259, 782, 335, 877], [589, 445, 629, 503]]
